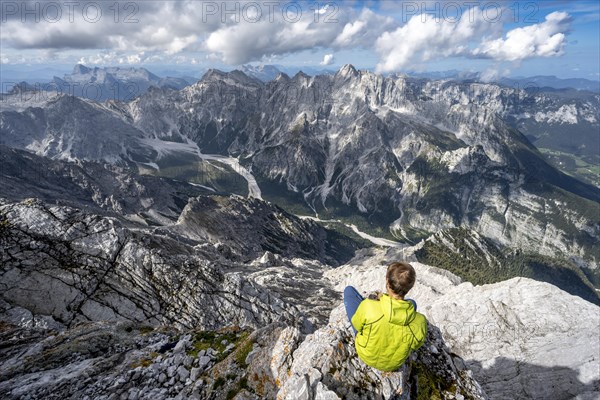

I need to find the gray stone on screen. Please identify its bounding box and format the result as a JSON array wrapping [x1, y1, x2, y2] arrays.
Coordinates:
[[190, 367, 201, 382], [183, 356, 193, 368], [176, 366, 189, 382], [174, 336, 190, 353], [127, 388, 139, 400], [197, 356, 211, 370]]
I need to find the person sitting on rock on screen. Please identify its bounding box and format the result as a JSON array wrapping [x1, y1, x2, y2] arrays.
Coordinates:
[[344, 262, 427, 371]]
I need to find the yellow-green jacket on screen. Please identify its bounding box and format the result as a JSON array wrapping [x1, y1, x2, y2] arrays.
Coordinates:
[[351, 294, 427, 371]]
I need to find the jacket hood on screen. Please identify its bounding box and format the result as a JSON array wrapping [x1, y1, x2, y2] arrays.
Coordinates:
[[380, 294, 415, 326]]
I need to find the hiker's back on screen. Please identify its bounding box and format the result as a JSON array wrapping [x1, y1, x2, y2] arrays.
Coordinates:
[[352, 294, 427, 371]]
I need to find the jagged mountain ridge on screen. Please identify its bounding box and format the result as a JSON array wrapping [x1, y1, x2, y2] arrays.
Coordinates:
[[124, 65, 600, 270], [1, 65, 598, 281], [0, 91, 158, 163]]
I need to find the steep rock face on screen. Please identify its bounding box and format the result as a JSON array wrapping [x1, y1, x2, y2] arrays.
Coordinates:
[[0, 92, 156, 163], [0, 199, 306, 331], [328, 247, 600, 400], [426, 280, 600, 400], [414, 228, 599, 304], [173, 195, 361, 266], [124, 68, 599, 271]]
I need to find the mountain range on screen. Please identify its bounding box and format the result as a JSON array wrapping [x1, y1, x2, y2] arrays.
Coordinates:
[[8, 64, 197, 102], [6, 64, 598, 185], [1, 64, 599, 399], [5, 63, 599, 180], [2, 64, 598, 295]]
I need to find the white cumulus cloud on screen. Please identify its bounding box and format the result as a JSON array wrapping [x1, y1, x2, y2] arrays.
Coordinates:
[[375, 9, 572, 73], [1, 1, 219, 54], [320, 54, 335, 66], [0, 1, 574, 71], [333, 8, 395, 48], [375, 8, 496, 73], [473, 12, 572, 61], [204, 6, 387, 65]]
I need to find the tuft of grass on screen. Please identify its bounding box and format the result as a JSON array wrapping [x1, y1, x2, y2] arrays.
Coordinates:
[[129, 352, 159, 369], [413, 364, 444, 400], [213, 376, 226, 390], [234, 332, 253, 366], [0, 217, 10, 238], [139, 326, 154, 335], [225, 376, 250, 400], [187, 328, 252, 362]]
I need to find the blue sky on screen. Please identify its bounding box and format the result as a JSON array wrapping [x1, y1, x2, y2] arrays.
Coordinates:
[[0, 0, 598, 79]]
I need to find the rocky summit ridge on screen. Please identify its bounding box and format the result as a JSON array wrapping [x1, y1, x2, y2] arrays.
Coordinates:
[[0, 196, 485, 400]]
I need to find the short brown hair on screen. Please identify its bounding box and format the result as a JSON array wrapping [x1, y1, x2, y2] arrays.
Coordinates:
[[386, 262, 416, 297]]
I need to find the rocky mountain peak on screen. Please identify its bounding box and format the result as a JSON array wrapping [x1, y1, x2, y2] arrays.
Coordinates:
[[200, 68, 261, 87], [291, 70, 311, 80], [239, 64, 282, 82], [337, 63, 359, 78], [72, 63, 92, 75], [172, 194, 361, 266], [67, 64, 160, 83], [274, 72, 291, 82]]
